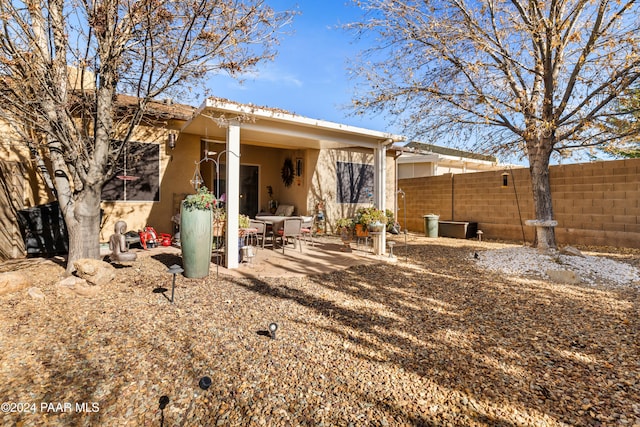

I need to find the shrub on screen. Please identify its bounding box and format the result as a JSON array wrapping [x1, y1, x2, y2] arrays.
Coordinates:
[[183, 186, 217, 211]]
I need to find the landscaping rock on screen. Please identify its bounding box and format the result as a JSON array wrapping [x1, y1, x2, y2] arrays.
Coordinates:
[[546, 269, 581, 284], [560, 245, 585, 257], [0, 271, 31, 296], [27, 287, 45, 300], [56, 276, 101, 297], [73, 258, 115, 286]]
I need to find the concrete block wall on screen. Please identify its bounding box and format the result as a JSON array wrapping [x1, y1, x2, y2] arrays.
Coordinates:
[[398, 158, 640, 248]]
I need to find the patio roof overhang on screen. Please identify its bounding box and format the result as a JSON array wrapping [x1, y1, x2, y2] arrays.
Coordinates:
[[397, 152, 500, 170], [179, 97, 403, 150], [178, 97, 403, 269]]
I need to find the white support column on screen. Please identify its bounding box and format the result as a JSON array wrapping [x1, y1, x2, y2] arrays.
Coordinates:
[[225, 121, 241, 268], [373, 144, 386, 255]]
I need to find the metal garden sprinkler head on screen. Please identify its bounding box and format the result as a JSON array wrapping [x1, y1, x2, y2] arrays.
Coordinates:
[[268, 322, 278, 340]]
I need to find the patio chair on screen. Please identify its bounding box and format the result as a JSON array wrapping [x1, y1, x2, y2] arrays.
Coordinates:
[[249, 219, 269, 249], [276, 217, 303, 253], [300, 216, 315, 246]]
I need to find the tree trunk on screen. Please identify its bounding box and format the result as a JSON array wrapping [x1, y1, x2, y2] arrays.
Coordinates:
[[64, 189, 102, 273], [528, 148, 557, 250]]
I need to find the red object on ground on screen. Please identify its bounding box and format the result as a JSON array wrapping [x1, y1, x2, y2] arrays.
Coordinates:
[[139, 226, 158, 250], [159, 233, 172, 246]]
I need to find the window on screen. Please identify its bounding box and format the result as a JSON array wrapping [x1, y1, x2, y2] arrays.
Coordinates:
[[102, 141, 160, 202], [336, 161, 374, 203]]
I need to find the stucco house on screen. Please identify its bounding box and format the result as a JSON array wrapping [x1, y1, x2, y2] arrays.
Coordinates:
[[397, 141, 502, 179], [1, 96, 403, 267]]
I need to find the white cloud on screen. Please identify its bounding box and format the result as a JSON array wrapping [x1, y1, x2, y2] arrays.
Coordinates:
[[243, 66, 303, 87]]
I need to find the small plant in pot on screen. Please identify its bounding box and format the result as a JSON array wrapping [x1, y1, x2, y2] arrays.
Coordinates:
[[183, 186, 217, 211], [385, 209, 400, 233], [356, 207, 388, 232], [238, 214, 251, 229], [335, 217, 354, 232], [212, 207, 226, 237], [335, 217, 354, 251]]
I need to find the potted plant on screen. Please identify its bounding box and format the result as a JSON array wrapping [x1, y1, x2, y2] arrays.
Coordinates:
[[212, 207, 226, 237], [238, 214, 251, 229], [335, 217, 354, 231], [335, 217, 354, 250], [385, 209, 400, 234], [181, 186, 217, 278], [356, 207, 388, 232]]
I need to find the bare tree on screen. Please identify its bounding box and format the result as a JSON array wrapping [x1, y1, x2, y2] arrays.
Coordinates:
[[0, 0, 293, 271], [602, 86, 640, 158], [348, 0, 640, 249]]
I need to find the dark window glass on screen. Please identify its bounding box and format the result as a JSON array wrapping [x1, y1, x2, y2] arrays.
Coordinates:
[[336, 161, 374, 203], [102, 142, 160, 202]]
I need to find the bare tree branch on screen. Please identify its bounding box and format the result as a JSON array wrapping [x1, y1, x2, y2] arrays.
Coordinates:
[[347, 0, 640, 248], [0, 0, 294, 269]]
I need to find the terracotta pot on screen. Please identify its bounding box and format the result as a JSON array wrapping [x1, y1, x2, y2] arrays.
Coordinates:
[[355, 224, 369, 237]]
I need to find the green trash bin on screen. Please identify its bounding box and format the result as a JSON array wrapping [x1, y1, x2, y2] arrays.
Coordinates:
[[423, 214, 439, 238]]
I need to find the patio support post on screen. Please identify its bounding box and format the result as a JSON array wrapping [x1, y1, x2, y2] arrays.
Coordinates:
[[373, 144, 387, 255], [225, 120, 241, 268]]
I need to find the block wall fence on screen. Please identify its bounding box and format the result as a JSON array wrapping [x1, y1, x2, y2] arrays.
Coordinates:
[[397, 158, 640, 248]]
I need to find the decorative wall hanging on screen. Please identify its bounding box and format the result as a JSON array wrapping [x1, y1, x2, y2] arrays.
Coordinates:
[[295, 158, 303, 176], [281, 157, 295, 187]]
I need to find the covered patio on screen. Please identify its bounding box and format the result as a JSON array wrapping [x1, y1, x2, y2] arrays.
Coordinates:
[[176, 98, 403, 269], [134, 234, 397, 279]]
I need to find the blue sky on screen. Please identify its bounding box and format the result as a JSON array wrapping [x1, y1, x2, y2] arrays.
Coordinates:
[[206, 1, 396, 134]]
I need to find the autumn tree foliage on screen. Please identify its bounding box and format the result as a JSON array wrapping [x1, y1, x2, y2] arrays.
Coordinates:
[[348, 0, 640, 249], [0, 0, 292, 270]]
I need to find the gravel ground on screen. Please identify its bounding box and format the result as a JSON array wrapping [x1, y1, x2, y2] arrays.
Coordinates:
[[0, 237, 639, 427], [475, 246, 640, 286]]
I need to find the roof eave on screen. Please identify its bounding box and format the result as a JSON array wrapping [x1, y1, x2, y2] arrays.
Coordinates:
[[204, 97, 404, 145]]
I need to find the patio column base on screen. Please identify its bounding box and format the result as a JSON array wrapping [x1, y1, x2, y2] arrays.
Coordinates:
[[371, 232, 385, 256]]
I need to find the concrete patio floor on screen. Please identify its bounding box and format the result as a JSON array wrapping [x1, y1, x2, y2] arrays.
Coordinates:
[[134, 234, 399, 279]]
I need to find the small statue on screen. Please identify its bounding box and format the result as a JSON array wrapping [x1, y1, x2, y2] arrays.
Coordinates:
[[109, 221, 137, 262]]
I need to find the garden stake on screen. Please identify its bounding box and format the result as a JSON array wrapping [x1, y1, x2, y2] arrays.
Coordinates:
[[167, 264, 184, 303], [159, 395, 169, 427]]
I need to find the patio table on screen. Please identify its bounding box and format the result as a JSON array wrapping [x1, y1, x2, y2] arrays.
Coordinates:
[[255, 215, 313, 228], [254, 215, 313, 249]]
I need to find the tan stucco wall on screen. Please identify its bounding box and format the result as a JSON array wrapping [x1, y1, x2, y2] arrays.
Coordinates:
[[0, 124, 54, 206], [148, 141, 397, 235], [255, 146, 311, 215], [100, 137, 326, 240], [0, 117, 185, 242], [309, 147, 397, 233], [2, 117, 400, 252]]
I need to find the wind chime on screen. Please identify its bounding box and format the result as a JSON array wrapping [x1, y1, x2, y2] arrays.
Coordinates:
[[116, 144, 139, 199]]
